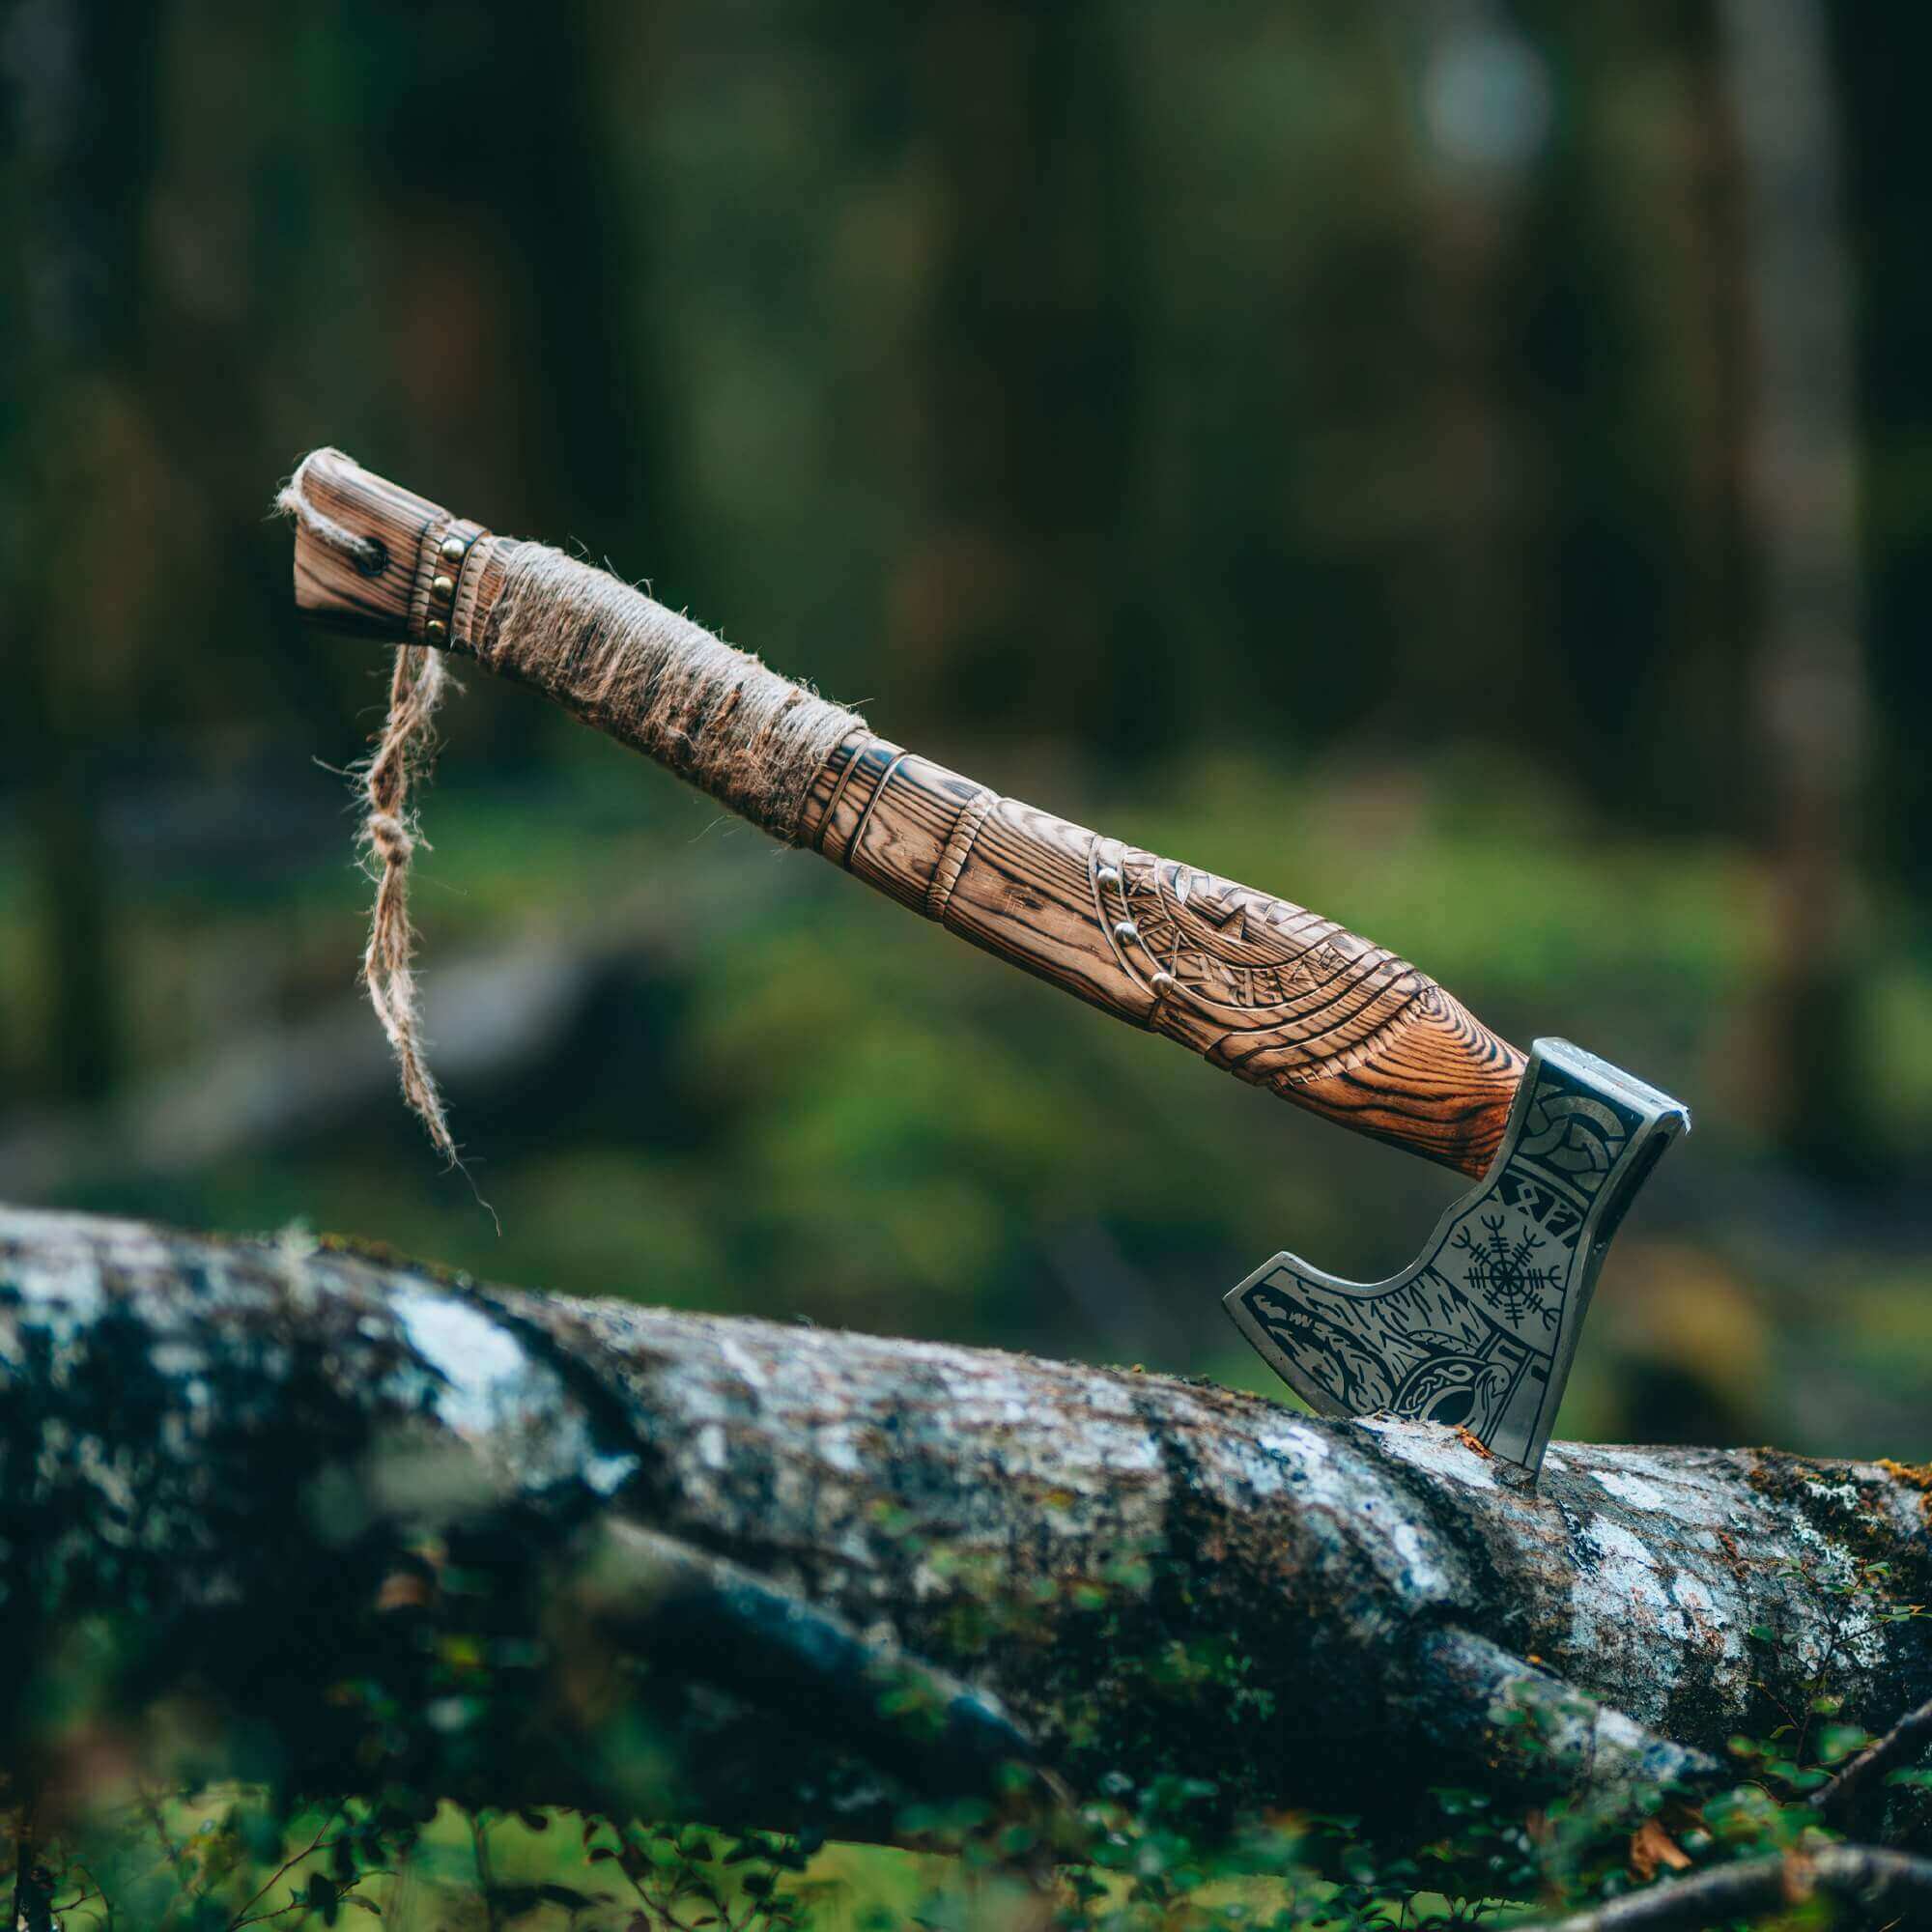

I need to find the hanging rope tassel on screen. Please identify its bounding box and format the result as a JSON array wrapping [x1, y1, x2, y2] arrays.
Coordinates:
[[277, 458, 471, 1180], [357, 639, 459, 1165], [277, 447, 866, 1209]]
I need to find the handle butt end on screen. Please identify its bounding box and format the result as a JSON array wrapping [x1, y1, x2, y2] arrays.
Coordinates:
[[281, 447, 450, 639]]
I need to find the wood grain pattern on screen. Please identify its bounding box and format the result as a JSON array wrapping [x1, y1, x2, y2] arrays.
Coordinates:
[[801, 745, 1524, 1175], [287, 451, 447, 637], [290, 452, 1526, 1177]]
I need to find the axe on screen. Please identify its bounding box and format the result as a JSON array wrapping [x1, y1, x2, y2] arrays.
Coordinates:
[[282, 450, 1689, 1478]]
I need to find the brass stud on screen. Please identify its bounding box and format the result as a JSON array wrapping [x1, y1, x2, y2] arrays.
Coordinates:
[[431, 574, 456, 601], [440, 534, 469, 564], [1151, 970, 1175, 995], [1114, 920, 1139, 944], [424, 617, 447, 642]]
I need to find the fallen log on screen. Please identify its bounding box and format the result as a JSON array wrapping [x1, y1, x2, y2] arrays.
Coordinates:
[[1, 1206, 1927, 1848]]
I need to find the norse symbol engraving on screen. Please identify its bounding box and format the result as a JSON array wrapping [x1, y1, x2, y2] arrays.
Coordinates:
[[1223, 1037, 1692, 1473], [1452, 1213, 1562, 1325]]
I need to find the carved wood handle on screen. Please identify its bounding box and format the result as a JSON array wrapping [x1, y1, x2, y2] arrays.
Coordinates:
[[287, 451, 1526, 1177]]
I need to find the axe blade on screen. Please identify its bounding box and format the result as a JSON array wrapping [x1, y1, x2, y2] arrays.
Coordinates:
[[1224, 1038, 1690, 1476]]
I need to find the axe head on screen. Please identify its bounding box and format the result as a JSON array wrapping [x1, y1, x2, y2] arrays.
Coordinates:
[[1224, 1038, 1689, 1476]]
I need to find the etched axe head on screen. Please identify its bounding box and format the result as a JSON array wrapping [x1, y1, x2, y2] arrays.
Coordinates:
[[1224, 1039, 1689, 1474]]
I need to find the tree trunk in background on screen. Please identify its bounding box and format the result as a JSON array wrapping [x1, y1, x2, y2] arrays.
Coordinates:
[[3, 1207, 1928, 1848], [0, 0, 157, 1106], [906, 0, 1151, 751], [1716, 0, 1869, 1179], [1406, 0, 1540, 735]]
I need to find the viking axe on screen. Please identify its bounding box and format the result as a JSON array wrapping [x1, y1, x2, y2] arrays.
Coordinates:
[[282, 449, 1689, 1478]]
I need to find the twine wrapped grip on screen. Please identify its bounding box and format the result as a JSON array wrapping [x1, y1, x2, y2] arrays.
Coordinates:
[[277, 449, 864, 1183]]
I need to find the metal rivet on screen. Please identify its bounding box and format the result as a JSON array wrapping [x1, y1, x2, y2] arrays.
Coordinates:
[[440, 534, 469, 563], [424, 617, 447, 642], [1114, 921, 1139, 944], [1151, 970, 1175, 995], [431, 574, 456, 601], [1096, 865, 1122, 887]]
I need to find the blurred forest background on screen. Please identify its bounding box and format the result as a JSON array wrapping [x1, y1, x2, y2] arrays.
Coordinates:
[[1, 0, 1926, 1462]]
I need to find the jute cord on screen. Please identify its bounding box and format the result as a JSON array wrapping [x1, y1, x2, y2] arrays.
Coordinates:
[[479, 540, 864, 843], [277, 456, 467, 1180], [357, 641, 461, 1169], [279, 454, 865, 1190]]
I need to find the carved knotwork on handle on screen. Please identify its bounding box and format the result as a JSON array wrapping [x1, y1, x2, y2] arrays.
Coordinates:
[[796, 737, 1525, 1178]]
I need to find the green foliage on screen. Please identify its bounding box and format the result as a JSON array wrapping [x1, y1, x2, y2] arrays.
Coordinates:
[[10, 1555, 1925, 1929], [5, 1688, 1920, 1931]]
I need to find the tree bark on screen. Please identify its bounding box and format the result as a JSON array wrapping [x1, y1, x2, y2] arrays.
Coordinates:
[[1, 1206, 1927, 1847]]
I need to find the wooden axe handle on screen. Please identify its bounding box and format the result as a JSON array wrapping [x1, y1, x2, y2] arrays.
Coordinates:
[[287, 450, 1525, 1177]]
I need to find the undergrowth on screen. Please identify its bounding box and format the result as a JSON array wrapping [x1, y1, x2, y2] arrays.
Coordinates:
[[5, 1683, 1925, 1930], [3, 1540, 1923, 1928]]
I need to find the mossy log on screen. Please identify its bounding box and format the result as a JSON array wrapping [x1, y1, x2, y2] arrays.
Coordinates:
[[1, 1207, 1927, 1846]]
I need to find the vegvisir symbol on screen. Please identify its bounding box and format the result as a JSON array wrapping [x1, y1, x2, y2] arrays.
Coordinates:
[[1453, 1213, 1562, 1324]]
